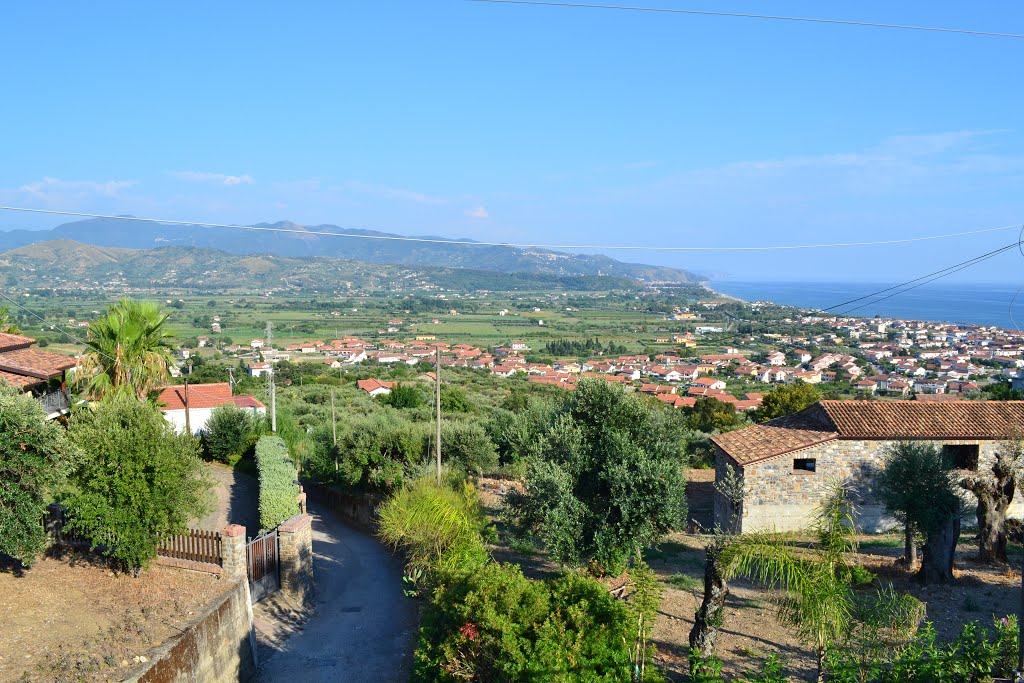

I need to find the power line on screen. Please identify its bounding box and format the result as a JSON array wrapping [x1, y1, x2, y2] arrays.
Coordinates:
[[468, 0, 1024, 40], [827, 242, 1020, 317], [822, 241, 1021, 313], [0, 205, 1019, 252]]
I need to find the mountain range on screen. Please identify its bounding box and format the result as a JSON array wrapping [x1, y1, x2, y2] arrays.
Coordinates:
[[0, 218, 701, 283], [0, 240, 668, 293]]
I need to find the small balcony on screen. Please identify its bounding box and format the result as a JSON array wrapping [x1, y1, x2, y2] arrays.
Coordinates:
[[37, 389, 71, 418]]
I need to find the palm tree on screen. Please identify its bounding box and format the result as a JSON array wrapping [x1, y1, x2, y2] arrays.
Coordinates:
[[0, 305, 21, 334], [692, 484, 922, 682], [78, 298, 175, 398]]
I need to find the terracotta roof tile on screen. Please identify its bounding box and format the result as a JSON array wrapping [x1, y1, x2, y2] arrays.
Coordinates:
[[0, 370, 44, 388], [0, 332, 35, 352], [712, 411, 838, 466], [818, 400, 1024, 439], [713, 400, 1024, 466], [155, 383, 265, 411], [0, 348, 77, 379]]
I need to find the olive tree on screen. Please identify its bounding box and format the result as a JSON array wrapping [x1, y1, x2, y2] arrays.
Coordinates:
[[505, 378, 687, 574], [959, 436, 1022, 564], [877, 442, 961, 584], [0, 385, 80, 566]]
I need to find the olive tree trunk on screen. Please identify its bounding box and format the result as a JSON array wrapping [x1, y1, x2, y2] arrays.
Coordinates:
[[960, 445, 1017, 565], [903, 521, 917, 568], [689, 540, 729, 659], [916, 513, 960, 584]]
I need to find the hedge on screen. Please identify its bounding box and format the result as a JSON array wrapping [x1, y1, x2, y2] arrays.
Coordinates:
[[255, 436, 300, 531]]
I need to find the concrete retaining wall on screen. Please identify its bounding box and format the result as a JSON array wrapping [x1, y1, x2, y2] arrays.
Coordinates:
[[128, 579, 258, 683]]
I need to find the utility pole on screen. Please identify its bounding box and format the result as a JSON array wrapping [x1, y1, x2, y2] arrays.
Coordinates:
[[183, 379, 191, 435], [266, 321, 276, 433], [435, 345, 442, 484], [226, 366, 235, 394], [331, 388, 338, 477]]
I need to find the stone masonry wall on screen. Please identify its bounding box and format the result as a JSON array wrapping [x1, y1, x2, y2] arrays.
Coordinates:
[[128, 578, 257, 683], [716, 439, 1024, 533], [278, 513, 315, 609]]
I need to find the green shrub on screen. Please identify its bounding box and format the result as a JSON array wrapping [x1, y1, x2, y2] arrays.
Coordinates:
[[413, 563, 663, 682], [201, 405, 264, 464], [0, 385, 81, 566], [824, 616, 1020, 682], [379, 383, 427, 409], [336, 413, 428, 492], [65, 394, 211, 571], [255, 436, 300, 531], [438, 420, 499, 477], [377, 477, 490, 577]]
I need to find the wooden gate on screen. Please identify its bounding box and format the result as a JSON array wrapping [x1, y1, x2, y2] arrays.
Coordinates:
[[246, 530, 280, 604]]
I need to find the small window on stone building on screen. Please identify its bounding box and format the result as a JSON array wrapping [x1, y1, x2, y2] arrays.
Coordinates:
[[793, 458, 816, 473], [942, 444, 979, 471]]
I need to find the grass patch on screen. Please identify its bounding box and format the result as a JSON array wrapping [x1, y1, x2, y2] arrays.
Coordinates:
[[665, 573, 701, 592], [859, 536, 903, 549]]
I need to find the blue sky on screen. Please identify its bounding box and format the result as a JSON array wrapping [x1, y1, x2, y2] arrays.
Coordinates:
[[2, 1, 1023, 282]]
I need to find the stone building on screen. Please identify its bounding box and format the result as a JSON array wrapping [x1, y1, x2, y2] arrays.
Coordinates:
[[712, 400, 1024, 533]]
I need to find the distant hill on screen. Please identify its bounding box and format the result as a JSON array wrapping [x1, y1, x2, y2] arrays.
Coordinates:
[[0, 240, 667, 293], [0, 218, 702, 283]]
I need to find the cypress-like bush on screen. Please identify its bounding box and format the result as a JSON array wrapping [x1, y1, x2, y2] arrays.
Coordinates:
[[255, 436, 300, 531]]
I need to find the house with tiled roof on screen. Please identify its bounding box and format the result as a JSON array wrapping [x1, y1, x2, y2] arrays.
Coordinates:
[[156, 382, 266, 435], [711, 400, 1024, 533], [355, 378, 394, 396], [0, 332, 78, 418]]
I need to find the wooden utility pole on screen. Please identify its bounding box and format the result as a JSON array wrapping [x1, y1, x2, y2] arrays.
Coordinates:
[[267, 321, 276, 433], [331, 388, 338, 476], [183, 379, 192, 435], [435, 345, 442, 484]]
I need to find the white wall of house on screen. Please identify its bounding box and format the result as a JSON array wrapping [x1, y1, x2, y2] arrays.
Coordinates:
[[162, 406, 267, 435]]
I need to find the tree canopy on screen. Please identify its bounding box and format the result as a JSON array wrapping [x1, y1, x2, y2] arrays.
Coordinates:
[[64, 394, 211, 571], [755, 383, 821, 422], [78, 298, 175, 398], [0, 385, 81, 565], [506, 377, 687, 573]]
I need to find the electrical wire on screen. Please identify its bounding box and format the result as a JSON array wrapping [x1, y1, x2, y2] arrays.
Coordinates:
[[830, 243, 1019, 317], [468, 0, 1024, 40], [0, 205, 1020, 252], [822, 241, 1021, 313]]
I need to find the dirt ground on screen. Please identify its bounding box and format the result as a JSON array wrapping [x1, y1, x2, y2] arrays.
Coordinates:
[[478, 478, 1024, 682], [0, 552, 228, 683], [648, 533, 1023, 682]]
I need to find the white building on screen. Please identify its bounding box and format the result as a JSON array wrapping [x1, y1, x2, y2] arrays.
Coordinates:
[[156, 382, 266, 435]]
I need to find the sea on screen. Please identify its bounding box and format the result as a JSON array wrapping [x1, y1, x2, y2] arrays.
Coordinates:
[[710, 281, 1024, 330]]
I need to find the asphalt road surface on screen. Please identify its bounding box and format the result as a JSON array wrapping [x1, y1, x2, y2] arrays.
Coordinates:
[[257, 502, 417, 682]]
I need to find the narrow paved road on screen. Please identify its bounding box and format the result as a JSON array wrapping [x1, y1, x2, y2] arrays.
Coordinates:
[[257, 502, 417, 682]]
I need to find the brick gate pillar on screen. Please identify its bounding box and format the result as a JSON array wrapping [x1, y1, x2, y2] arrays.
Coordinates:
[[277, 514, 314, 608]]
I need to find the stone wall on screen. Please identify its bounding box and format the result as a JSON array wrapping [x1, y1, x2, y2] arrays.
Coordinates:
[[127, 578, 257, 683], [715, 439, 1024, 533], [303, 480, 382, 532]]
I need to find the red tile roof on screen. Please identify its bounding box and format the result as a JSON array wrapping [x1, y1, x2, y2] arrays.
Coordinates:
[[0, 347, 77, 379], [0, 369, 44, 388], [0, 332, 35, 352], [713, 400, 1024, 466], [156, 383, 264, 411]]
